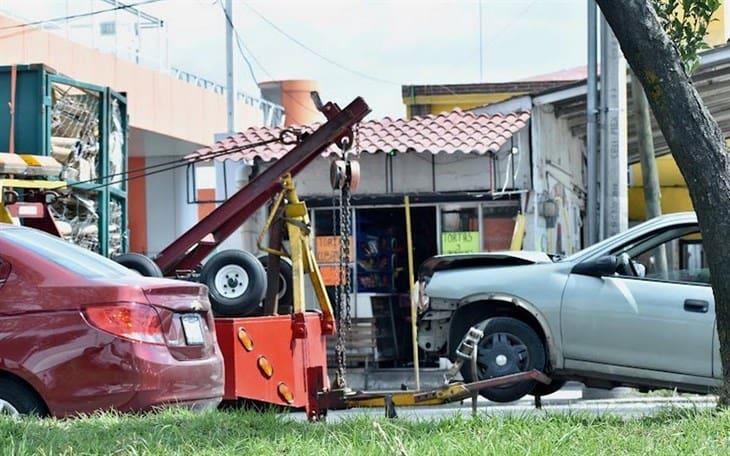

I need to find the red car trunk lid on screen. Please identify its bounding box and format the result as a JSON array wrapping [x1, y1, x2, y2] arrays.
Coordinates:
[[142, 283, 210, 313]]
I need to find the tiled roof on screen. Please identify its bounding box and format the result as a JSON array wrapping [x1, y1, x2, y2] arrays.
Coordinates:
[[191, 109, 530, 162]]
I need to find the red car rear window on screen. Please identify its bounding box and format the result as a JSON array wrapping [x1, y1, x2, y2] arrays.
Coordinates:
[[0, 228, 136, 279]]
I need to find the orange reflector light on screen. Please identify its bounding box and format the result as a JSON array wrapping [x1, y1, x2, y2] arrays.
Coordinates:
[[237, 327, 254, 351], [257, 355, 273, 378], [277, 382, 295, 404]]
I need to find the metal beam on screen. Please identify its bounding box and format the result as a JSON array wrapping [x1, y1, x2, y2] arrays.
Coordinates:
[[154, 97, 371, 274], [586, 0, 599, 245], [599, 13, 628, 239]]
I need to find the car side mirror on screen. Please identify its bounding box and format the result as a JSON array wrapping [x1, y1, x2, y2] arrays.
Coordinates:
[[572, 255, 618, 277]]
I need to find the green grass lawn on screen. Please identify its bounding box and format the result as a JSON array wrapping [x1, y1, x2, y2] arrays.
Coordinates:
[[1, 407, 729, 455]]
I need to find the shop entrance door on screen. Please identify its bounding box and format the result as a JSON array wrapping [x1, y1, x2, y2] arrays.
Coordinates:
[[356, 206, 437, 366]]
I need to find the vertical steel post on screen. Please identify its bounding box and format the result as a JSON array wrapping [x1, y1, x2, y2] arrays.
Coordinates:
[[225, 0, 235, 134], [586, 0, 598, 245], [404, 195, 420, 391], [478, 0, 484, 82], [599, 14, 628, 239]]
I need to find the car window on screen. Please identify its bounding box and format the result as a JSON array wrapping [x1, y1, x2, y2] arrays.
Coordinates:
[[622, 227, 709, 285], [0, 228, 136, 279]]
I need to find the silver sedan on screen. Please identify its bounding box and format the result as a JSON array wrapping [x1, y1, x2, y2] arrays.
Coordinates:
[[417, 212, 719, 402]]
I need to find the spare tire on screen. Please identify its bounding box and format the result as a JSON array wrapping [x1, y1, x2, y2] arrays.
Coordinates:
[[258, 255, 294, 314], [200, 250, 267, 317], [113, 253, 163, 277]]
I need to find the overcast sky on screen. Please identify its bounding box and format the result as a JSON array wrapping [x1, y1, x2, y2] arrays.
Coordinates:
[[141, 0, 586, 118], [3, 0, 587, 118]]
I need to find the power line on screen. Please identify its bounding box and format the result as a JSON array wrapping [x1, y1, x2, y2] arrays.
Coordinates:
[[217, 0, 261, 86], [218, 1, 323, 117], [240, 2, 399, 86], [482, 0, 538, 48], [240, 2, 462, 99], [73, 136, 282, 191], [0, 0, 166, 31]]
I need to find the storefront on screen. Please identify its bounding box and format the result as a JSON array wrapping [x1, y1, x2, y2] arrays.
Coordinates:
[[201, 108, 536, 367]]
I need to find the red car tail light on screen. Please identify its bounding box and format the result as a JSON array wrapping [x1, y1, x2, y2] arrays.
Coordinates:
[[84, 303, 165, 345]]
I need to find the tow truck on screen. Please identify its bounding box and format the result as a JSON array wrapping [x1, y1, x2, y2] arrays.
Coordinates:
[[4, 95, 550, 419]]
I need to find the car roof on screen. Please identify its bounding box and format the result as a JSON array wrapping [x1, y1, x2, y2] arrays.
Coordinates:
[[641, 211, 697, 228]]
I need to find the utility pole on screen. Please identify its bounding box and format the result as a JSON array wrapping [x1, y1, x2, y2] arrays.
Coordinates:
[[225, 0, 235, 134], [599, 13, 628, 239], [631, 73, 662, 219], [218, 0, 249, 252], [479, 0, 484, 82], [586, 0, 598, 245]]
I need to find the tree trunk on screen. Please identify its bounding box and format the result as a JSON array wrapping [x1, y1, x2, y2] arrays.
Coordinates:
[[597, 0, 730, 405]]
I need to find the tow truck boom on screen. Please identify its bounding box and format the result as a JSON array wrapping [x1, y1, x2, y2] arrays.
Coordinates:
[[153, 96, 370, 275]]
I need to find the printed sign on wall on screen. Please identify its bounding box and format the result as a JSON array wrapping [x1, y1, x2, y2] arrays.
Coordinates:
[[441, 231, 480, 254], [315, 236, 354, 263]]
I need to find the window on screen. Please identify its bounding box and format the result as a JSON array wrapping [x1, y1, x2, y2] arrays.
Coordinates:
[[624, 227, 709, 285], [482, 204, 519, 251], [440, 204, 478, 254], [0, 228, 136, 279]]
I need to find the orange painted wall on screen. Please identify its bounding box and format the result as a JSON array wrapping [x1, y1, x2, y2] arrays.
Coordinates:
[[0, 14, 262, 146], [197, 188, 216, 220], [128, 157, 147, 253], [260, 80, 322, 126]]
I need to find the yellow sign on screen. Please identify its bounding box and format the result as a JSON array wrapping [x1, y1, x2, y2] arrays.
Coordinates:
[[441, 231, 480, 254]]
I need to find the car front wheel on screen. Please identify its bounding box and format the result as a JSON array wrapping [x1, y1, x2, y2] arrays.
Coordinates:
[[460, 316, 546, 403]]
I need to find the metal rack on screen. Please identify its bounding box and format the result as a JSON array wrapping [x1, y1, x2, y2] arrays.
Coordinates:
[[0, 64, 128, 256]]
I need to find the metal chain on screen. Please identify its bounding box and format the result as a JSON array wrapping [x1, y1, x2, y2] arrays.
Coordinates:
[[333, 125, 358, 389], [333, 186, 346, 388]]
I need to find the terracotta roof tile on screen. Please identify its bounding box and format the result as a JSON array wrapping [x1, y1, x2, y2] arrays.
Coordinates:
[[190, 108, 530, 163]]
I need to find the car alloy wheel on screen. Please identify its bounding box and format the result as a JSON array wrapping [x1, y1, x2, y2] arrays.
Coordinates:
[[455, 316, 546, 403], [477, 332, 530, 383]]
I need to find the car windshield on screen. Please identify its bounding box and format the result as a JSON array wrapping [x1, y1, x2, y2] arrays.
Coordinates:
[[0, 228, 136, 279], [560, 220, 660, 263]]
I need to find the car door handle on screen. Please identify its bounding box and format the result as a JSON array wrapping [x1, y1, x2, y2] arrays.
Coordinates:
[[684, 299, 709, 313]]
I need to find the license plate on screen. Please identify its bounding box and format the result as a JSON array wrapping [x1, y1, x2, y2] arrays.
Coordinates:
[[181, 314, 205, 346]]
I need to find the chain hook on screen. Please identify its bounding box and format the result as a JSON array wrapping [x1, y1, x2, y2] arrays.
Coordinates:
[[279, 128, 306, 145]]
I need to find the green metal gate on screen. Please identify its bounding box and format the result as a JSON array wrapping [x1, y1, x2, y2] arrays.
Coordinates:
[[0, 64, 128, 257]]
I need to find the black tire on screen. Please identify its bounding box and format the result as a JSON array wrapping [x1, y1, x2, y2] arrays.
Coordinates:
[[0, 377, 47, 416], [113, 253, 163, 278], [257, 255, 293, 314], [456, 316, 546, 403], [532, 379, 567, 397], [200, 250, 267, 317]]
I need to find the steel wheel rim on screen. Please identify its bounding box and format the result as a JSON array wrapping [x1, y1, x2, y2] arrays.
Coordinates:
[[214, 265, 250, 299], [277, 272, 287, 300], [0, 399, 19, 416], [476, 331, 530, 384]]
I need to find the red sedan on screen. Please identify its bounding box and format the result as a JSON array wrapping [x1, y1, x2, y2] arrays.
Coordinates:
[[0, 225, 224, 416]]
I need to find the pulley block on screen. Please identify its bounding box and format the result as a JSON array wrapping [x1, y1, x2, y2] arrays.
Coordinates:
[[329, 159, 361, 192]]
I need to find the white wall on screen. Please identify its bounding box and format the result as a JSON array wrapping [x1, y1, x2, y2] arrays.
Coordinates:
[[145, 155, 198, 256], [281, 138, 530, 198], [525, 104, 586, 255]]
